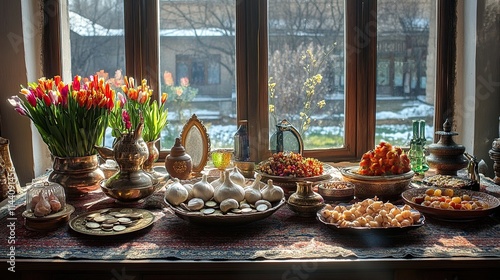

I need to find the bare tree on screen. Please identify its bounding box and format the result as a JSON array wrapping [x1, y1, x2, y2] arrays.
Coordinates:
[[69, 0, 125, 77], [378, 0, 431, 98], [160, 0, 236, 78], [268, 0, 344, 134]]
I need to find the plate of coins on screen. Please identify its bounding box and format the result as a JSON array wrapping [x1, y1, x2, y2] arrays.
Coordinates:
[[69, 208, 155, 236], [165, 198, 286, 225]]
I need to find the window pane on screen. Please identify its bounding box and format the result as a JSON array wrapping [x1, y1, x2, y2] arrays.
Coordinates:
[[268, 0, 346, 151], [159, 0, 236, 150], [68, 0, 126, 147], [376, 0, 436, 146]]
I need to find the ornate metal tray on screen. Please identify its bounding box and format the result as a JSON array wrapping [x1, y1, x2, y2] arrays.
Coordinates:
[[316, 204, 425, 234], [402, 188, 500, 222], [69, 208, 155, 236], [165, 198, 286, 226], [256, 163, 335, 196]]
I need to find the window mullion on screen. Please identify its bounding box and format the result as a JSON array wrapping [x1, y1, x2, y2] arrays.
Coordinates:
[[435, 0, 457, 142], [238, 0, 269, 163], [354, 0, 376, 158], [124, 0, 160, 97]]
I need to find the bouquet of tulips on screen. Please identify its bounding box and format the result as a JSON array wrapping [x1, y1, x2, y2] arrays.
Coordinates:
[[8, 75, 115, 157], [108, 76, 168, 142]]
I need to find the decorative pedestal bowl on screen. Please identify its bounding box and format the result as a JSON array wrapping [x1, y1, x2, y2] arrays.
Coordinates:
[[257, 164, 335, 198], [341, 166, 414, 201]]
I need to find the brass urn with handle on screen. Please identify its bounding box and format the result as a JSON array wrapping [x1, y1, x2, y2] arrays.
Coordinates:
[[96, 118, 160, 203]]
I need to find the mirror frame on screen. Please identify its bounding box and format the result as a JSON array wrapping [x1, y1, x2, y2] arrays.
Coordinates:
[[180, 114, 211, 173]]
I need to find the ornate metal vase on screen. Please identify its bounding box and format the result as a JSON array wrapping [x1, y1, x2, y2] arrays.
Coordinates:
[[287, 181, 325, 217], [48, 154, 104, 199], [96, 121, 157, 203], [142, 138, 160, 173]]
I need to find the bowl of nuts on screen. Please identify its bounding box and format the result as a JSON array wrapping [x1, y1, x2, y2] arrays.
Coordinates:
[[318, 180, 355, 202]]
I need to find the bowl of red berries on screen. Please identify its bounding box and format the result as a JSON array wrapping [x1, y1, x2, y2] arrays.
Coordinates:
[[341, 142, 414, 201], [256, 152, 333, 197]]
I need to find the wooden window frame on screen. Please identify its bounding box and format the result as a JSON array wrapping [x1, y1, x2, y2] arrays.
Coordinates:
[[49, 0, 456, 163]]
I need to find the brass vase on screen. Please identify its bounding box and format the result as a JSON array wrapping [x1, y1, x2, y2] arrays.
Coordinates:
[[287, 181, 325, 217], [143, 138, 160, 172], [48, 154, 104, 199]]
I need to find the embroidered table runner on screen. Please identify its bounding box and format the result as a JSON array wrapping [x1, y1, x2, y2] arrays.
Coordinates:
[[1, 187, 499, 260]]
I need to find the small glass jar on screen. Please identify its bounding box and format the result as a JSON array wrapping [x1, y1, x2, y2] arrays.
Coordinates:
[[26, 181, 66, 217], [23, 181, 74, 231]]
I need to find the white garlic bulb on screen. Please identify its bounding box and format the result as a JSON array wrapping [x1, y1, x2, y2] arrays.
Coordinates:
[[214, 170, 245, 203], [244, 173, 263, 204], [229, 167, 246, 187], [211, 171, 225, 191], [192, 174, 215, 201], [183, 183, 194, 201], [165, 178, 189, 206], [261, 179, 284, 203]]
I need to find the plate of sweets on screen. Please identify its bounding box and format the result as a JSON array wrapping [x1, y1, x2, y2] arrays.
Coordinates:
[[256, 152, 334, 196], [402, 187, 500, 221], [317, 197, 425, 234], [340, 142, 414, 200], [421, 174, 474, 189]]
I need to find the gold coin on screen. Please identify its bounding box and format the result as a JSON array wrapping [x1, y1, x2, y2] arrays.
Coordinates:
[[113, 213, 127, 218], [109, 212, 122, 217], [93, 216, 107, 223], [231, 208, 242, 214], [104, 218, 118, 224], [127, 213, 143, 220], [101, 223, 114, 229]]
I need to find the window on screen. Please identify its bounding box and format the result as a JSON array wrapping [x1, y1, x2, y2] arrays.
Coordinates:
[[376, 0, 436, 147], [159, 0, 236, 150], [58, 0, 455, 163]]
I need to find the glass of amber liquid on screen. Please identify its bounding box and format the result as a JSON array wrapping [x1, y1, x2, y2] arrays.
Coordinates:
[[211, 149, 233, 171]]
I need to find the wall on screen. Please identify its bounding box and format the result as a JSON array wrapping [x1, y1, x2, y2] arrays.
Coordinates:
[[474, 0, 500, 177], [456, 0, 500, 178], [0, 0, 36, 186]]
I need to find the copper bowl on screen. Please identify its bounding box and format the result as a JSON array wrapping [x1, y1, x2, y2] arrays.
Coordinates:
[[233, 161, 255, 178], [318, 180, 355, 202], [340, 166, 414, 201]]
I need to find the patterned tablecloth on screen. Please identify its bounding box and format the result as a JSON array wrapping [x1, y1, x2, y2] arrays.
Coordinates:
[[1, 182, 499, 261]]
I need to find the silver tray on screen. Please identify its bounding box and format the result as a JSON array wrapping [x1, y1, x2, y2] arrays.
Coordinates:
[[165, 198, 286, 226]]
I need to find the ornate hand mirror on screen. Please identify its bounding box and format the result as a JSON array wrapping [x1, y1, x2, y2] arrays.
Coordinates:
[[180, 114, 211, 173]]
